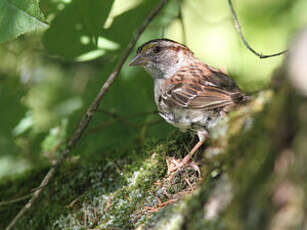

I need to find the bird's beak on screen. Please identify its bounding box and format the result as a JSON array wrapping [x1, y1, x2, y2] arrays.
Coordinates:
[[128, 54, 148, 66]]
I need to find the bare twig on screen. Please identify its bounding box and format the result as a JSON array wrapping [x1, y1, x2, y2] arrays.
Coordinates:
[[97, 109, 158, 118], [43, 109, 158, 157], [67, 195, 82, 208], [0, 194, 32, 206], [98, 109, 140, 128], [84, 209, 87, 228], [227, 0, 287, 59], [94, 109, 159, 129], [5, 1, 167, 229], [0, 176, 55, 207]]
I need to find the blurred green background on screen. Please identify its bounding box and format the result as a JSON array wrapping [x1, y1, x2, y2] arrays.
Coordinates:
[[0, 0, 306, 178]]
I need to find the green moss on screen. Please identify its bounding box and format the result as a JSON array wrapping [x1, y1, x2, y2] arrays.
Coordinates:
[[0, 130, 197, 229], [1, 76, 305, 230]]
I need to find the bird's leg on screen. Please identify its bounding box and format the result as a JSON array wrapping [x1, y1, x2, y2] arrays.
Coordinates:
[[167, 131, 208, 175], [180, 131, 208, 167]]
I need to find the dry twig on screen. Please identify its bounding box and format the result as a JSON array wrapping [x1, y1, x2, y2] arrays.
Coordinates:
[[228, 0, 287, 59], [5, 1, 167, 229], [0, 194, 32, 207]]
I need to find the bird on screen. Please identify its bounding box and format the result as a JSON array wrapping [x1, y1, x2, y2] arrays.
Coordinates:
[[128, 38, 250, 169]]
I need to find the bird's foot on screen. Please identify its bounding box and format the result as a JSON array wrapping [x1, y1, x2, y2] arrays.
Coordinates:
[[166, 156, 201, 176]]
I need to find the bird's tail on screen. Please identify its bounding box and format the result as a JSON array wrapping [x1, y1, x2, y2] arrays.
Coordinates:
[[231, 93, 252, 104]]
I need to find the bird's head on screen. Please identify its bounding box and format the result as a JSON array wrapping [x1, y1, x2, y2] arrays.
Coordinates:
[[129, 39, 192, 79]]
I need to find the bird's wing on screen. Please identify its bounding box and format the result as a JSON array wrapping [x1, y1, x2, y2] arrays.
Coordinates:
[[161, 63, 245, 110]]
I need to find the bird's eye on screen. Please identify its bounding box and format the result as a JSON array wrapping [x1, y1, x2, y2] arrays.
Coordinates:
[[153, 46, 162, 53]]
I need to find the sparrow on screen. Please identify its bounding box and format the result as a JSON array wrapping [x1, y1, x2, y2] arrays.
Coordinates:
[[129, 39, 249, 168]]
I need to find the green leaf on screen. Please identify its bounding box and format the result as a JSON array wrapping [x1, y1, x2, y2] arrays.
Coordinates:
[[0, 0, 48, 43], [43, 0, 115, 60]]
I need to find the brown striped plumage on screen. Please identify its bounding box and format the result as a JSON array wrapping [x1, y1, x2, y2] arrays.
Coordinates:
[[129, 39, 250, 170]]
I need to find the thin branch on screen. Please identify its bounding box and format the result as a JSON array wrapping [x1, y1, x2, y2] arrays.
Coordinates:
[[227, 0, 287, 59], [44, 110, 158, 158], [89, 110, 160, 132], [98, 109, 141, 128], [97, 109, 158, 118], [5, 1, 167, 229], [1, 111, 159, 208], [0, 194, 32, 207], [0, 182, 52, 207], [96, 109, 158, 127]]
